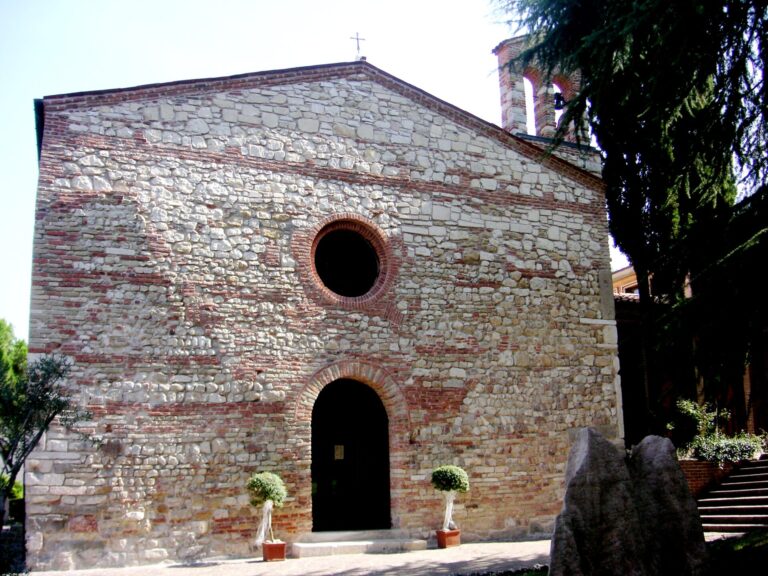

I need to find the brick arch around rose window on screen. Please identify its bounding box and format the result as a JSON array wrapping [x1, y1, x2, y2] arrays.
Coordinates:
[[290, 212, 405, 322], [287, 359, 412, 530]]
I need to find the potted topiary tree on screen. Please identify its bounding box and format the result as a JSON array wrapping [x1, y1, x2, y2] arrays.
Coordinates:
[[431, 465, 469, 548], [247, 471, 288, 561]]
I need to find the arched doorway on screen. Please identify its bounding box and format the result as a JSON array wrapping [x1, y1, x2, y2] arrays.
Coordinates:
[[311, 378, 391, 531]]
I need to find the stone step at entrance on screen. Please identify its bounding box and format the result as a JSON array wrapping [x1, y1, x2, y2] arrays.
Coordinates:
[[698, 460, 768, 533], [292, 530, 428, 558]]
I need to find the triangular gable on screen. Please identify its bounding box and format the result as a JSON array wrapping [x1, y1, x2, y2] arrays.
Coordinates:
[[37, 60, 603, 192]]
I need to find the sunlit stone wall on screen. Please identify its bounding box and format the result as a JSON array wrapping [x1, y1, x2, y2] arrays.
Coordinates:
[[28, 61, 621, 569]]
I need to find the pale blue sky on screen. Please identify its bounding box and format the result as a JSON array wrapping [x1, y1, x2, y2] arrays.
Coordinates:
[[0, 0, 626, 341]]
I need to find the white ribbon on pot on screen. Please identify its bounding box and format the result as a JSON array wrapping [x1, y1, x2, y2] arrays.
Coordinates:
[[255, 499, 274, 545], [442, 490, 456, 530]]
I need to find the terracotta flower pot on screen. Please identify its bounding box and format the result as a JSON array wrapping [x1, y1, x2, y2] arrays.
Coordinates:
[[436, 528, 461, 548], [262, 540, 287, 561]]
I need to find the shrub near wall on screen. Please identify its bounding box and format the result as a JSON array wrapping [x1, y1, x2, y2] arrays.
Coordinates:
[[689, 433, 763, 465], [671, 398, 765, 496]]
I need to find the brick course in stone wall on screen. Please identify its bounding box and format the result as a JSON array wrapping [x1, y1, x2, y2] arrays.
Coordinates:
[[27, 60, 621, 569]]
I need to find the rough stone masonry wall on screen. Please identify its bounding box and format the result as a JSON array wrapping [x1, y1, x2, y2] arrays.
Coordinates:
[[28, 63, 621, 569]]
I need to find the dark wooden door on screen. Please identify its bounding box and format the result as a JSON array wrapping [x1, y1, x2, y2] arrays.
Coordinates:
[[311, 379, 391, 531]]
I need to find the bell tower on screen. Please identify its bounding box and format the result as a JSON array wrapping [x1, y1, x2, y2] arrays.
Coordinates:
[[493, 35, 580, 140]]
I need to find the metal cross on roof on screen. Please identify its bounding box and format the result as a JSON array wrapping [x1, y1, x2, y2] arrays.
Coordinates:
[[350, 32, 366, 60]]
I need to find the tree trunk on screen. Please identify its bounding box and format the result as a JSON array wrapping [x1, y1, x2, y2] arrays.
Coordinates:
[[635, 265, 658, 435], [442, 491, 456, 530], [255, 499, 274, 545], [0, 490, 7, 529], [1, 463, 23, 530]]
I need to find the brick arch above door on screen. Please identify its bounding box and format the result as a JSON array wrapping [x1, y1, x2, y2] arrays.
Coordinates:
[[290, 359, 412, 448]]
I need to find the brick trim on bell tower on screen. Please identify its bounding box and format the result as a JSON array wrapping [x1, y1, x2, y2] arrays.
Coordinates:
[[493, 35, 581, 140]]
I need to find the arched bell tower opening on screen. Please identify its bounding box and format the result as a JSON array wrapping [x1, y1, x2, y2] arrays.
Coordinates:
[[311, 378, 391, 531]]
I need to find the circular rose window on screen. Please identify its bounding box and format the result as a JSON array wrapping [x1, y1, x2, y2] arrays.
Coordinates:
[[311, 219, 388, 301]]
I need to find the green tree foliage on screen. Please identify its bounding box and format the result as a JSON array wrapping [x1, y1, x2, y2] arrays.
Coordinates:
[[0, 319, 27, 387], [431, 465, 470, 493], [247, 472, 288, 508], [0, 321, 89, 528], [667, 398, 726, 448], [498, 0, 767, 433], [431, 465, 470, 531], [680, 187, 768, 413], [247, 472, 288, 542], [501, 0, 766, 193], [0, 475, 23, 500], [669, 399, 765, 465]]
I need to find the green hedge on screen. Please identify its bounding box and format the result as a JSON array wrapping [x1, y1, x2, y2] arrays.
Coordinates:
[[690, 433, 763, 465], [670, 398, 765, 465]]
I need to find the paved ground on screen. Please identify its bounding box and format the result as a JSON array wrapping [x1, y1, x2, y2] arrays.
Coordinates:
[[30, 540, 551, 576]]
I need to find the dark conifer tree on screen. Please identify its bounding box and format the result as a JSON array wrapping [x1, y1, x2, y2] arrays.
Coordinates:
[[497, 0, 767, 433]]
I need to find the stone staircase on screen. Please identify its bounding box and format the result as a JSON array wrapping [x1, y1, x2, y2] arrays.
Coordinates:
[[291, 529, 428, 558], [697, 460, 768, 532]]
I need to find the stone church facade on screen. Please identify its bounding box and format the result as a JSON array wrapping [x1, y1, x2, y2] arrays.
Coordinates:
[[27, 44, 622, 569]]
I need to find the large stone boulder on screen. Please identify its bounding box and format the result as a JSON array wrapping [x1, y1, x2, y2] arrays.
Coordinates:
[[549, 428, 707, 576], [549, 428, 649, 576], [629, 435, 708, 576]]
